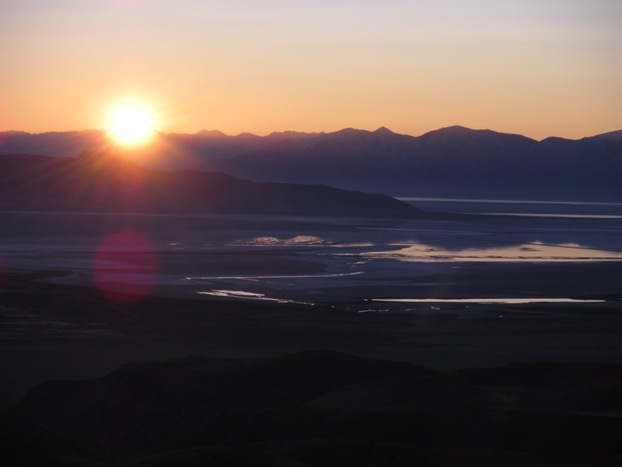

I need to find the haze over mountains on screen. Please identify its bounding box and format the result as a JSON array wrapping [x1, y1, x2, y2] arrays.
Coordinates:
[[1, 126, 621, 200]]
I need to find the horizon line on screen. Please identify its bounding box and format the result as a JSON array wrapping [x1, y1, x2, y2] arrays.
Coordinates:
[[2, 125, 621, 142]]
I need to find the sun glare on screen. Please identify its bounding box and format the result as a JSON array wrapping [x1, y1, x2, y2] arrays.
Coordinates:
[[107, 103, 156, 146]]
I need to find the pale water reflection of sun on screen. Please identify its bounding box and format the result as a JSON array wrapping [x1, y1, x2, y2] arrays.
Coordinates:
[[106, 102, 156, 146]]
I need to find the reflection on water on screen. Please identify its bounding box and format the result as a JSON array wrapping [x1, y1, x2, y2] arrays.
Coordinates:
[[228, 235, 374, 249], [2, 209, 622, 306], [197, 290, 313, 305], [396, 197, 622, 218], [398, 197, 622, 206], [371, 298, 607, 304], [186, 272, 364, 281], [478, 213, 622, 220], [228, 235, 329, 247], [364, 241, 622, 263]]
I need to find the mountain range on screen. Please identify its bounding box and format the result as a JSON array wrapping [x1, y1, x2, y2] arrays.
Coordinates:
[[1, 126, 621, 200], [0, 153, 420, 218]]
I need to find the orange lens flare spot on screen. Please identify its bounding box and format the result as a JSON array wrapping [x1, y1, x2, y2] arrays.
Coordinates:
[[92, 230, 159, 304]]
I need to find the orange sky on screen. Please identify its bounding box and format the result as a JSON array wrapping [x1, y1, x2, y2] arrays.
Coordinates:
[[2, 0, 621, 140]]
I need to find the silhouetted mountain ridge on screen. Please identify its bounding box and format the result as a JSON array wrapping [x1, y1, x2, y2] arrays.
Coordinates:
[[211, 126, 622, 199], [1, 126, 621, 199], [0, 153, 421, 218], [582, 129, 622, 142]]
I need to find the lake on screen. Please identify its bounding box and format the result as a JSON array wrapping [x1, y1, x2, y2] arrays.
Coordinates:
[[1, 198, 622, 312], [2, 201, 622, 406]]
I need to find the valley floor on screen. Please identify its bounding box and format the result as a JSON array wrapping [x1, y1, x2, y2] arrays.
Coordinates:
[[1, 208, 621, 465]]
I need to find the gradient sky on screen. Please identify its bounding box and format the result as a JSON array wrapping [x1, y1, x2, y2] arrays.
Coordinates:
[[2, 0, 621, 139]]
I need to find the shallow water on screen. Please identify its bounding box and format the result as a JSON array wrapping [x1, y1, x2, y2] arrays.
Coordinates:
[[397, 197, 622, 218], [2, 206, 622, 408], [362, 241, 622, 263], [1, 204, 622, 310], [371, 298, 607, 304]]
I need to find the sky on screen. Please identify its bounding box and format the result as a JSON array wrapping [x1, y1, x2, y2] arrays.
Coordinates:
[[1, 0, 621, 140]]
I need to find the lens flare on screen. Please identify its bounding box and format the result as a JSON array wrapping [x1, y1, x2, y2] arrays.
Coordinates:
[[92, 230, 159, 304]]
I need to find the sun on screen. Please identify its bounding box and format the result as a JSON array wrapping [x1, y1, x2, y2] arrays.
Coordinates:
[[107, 103, 156, 146]]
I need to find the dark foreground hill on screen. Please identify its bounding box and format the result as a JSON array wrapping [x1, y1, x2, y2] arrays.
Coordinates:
[[0, 153, 421, 218], [2, 351, 621, 466]]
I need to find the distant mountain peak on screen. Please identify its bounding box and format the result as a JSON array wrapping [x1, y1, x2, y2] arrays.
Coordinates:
[[0, 130, 29, 135], [430, 125, 506, 135], [582, 130, 622, 142], [267, 130, 321, 139], [420, 125, 538, 143], [419, 125, 474, 138], [439, 125, 472, 132], [332, 128, 371, 137], [196, 129, 228, 138], [373, 126, 395, 135]]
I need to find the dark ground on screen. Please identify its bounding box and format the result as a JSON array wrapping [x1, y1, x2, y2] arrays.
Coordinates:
[[1, 272, 622, 466], [2, 270, 622, 406]]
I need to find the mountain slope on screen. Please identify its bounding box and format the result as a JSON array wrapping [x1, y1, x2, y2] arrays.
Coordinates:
[[211, 126, 622, 199], [0, 153, 421, 218]]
